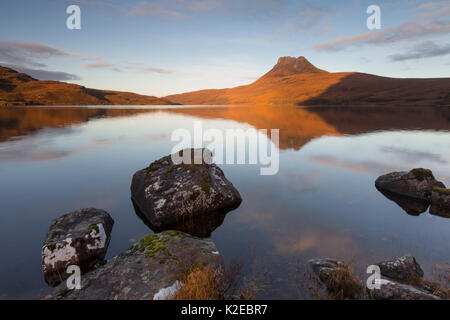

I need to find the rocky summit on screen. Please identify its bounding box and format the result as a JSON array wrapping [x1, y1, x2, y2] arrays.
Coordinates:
[[131, 148, 242, 235], [42, 208, 114, 286]]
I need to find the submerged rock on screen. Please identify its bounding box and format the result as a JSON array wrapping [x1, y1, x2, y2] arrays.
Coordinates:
[[430, 187, 450, 218], [51, 231, 222, 300], [42, 208, 114, 287], [131, 148, 242, 235], [375, 254, 424, 282], [375, 168, 445, 202]]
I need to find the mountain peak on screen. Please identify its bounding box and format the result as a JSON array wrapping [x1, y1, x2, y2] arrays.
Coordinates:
[[264, 56, 327, 78]]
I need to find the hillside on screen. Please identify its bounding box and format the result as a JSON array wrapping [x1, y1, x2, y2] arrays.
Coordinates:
[[166, 56, 450, 106], [0, 66, 174, 106]]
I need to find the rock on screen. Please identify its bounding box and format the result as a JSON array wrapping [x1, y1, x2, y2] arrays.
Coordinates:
[[308, 258, 363, 299], [369, 254, 443, 300], [375, 168, 445, 202], [51, 231, 222, 300], [430, 187, 450, 218], [131, 148, 242, 235], [375, 254, 424, 282], [42, 208, 114, 287], [308, 258, 343, 283], [369, 279, 440, 300]]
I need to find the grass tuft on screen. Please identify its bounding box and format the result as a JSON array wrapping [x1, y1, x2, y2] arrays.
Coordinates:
[[174, 264, 220, 300], [324, 263, 363, 300]]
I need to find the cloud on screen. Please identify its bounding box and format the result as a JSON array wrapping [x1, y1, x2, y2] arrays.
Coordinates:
[[389, 41, 450, 61], [82, 58, 125, 72], [292, 4, 329, 31], [128, 1, 183, 17], [83, 62, 115, 69], [3, 64, 81, 81], [314, 21, 450, 51], [0, 41, 72, 68], [413, 1, 450, 20], [124, 65, 173, 74]]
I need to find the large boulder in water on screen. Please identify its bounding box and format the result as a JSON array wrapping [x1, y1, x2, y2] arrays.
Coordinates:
[[375, 168, 445, 202], [42, 208, 114, 286], [50, 231, 222, 300], [131, 148, 242, 234]]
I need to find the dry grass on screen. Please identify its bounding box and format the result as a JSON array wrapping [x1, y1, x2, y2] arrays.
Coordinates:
[[174, 264, 221, 300], [174, 261, 243, 300], [324, 263, 363, 300]]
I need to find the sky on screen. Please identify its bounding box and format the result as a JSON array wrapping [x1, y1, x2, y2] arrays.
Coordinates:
[[0, 0, 449, 96]]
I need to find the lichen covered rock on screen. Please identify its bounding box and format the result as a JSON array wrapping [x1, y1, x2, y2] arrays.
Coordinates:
[[375, 168, 445, 202], [131, 148, 242, 235], [51, 231, 222, 300], [42, 208, 114, 286], [375, 254, 424, 282]]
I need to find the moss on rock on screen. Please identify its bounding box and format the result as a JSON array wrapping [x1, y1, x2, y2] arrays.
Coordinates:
[[410, 168, 434, 181], [85, 223, 100, 235], [132, 234, 170, 258], [433, 187, 450, 195]]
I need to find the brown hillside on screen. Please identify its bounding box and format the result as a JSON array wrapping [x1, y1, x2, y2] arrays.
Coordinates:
[[166, 56, 450, 106], [0, 66, 174, 106]]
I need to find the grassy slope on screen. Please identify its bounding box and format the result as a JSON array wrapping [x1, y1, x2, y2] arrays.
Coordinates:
[[0, 66, 174, 106]]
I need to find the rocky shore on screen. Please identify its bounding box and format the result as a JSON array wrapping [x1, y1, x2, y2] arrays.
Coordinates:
[[39, 162, 448, 300], [309, 254, 447, 300], [50, 231, 222, 300], [41, 149, 240, 300]]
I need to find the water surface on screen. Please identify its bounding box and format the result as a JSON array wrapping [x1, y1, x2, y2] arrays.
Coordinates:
[[0, 105, 449, 299]]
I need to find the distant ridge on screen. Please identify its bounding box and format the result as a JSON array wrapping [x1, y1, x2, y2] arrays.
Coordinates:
[[0, 65, 174, 106], [166, 56, 450, 107]]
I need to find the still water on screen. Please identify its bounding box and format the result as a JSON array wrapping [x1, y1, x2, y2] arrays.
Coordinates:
[[0, 105, 449, 299]]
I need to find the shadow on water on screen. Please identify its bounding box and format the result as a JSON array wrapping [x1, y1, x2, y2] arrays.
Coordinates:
[[375, 187, 430, 216], [376, 187, 450, 218], [131, 198, 234, 238]]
